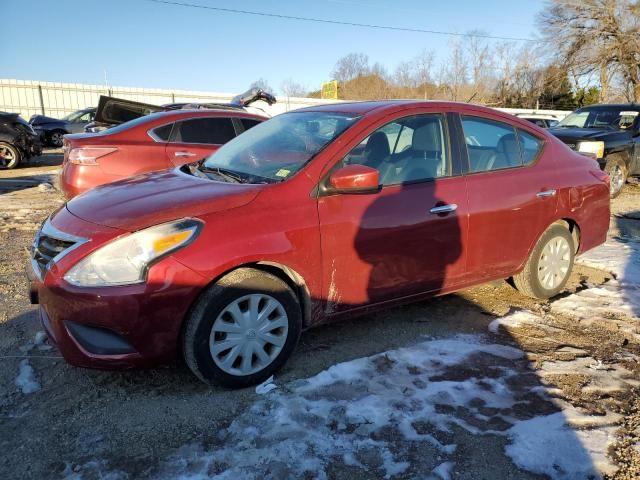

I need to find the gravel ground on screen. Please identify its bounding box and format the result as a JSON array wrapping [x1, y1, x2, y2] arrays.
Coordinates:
[[1, 153, 639, 479]]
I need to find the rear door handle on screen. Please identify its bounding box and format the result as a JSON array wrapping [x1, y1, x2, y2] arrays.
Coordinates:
[[430, 204, 458, 214], [174, 151, 196, 157], [536, 189, 557, 198]]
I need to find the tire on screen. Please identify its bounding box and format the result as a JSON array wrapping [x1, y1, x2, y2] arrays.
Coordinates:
[[182, 268, 302, 388], [604, 155, 627, 199], [513, 224, 575, 299], [49, 130, 65, 148], [0, 142, 21, 169]]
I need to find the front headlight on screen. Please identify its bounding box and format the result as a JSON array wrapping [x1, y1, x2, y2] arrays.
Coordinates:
[[577, 141, 605, 159], [64, 219, 202, 287]]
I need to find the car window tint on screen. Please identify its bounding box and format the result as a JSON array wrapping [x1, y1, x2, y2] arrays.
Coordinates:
[[174, 118, 236, 144], [343, 114, 449, 186], [152, 123, 173, 142], [241, 118, 262, 131], [517, 129, 544, 165], [462, 116, 521, 172]]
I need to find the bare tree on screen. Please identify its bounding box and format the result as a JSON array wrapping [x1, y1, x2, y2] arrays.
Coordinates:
[[332, 53, 370, 84], [442, 41, 468, 101], [538, 0, 640, 101], [394, 60, 416, 96], [281, 78, 307, 98], [414, 49, 435, 100], [464, 31, 493, 103], [250, 78, 274, 94], [493, 42, 517, 106]]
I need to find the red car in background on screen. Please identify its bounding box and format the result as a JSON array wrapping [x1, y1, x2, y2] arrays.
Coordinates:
[[61, 109, 266, 199], [30, 101, 610, 388]]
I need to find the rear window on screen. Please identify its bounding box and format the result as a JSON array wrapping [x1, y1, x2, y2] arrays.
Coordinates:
[[517, 129, 544, 164], [174, 117, 236, 144], [241, 118, 262, 131], [461, 116, 543, 172]]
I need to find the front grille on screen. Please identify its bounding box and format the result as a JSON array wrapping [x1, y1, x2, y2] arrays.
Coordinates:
[[31, 219, 86, 280], [565, 143, 577, 150]]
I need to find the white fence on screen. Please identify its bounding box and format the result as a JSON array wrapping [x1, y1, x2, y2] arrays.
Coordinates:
[[0, 78, 571, 120]]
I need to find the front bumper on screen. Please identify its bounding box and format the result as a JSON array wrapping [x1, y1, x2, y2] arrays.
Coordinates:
[[30, 256, 207, 369], [27, 209, 209, 369]]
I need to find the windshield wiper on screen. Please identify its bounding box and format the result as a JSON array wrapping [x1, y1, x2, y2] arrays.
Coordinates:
[[197, 162, 243, 183]]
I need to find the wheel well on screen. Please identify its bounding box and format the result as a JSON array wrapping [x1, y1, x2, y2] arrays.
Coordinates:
[[251, 262, 312, 328], [606, 151, 631, 171], [190, 262, 312, 328], [555, 218, 581, 253]]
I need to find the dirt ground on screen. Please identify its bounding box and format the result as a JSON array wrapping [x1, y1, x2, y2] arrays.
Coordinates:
[[1, 152, 639, 479]]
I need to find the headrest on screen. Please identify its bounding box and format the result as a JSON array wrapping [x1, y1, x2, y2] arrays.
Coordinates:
[[412, 121, 441, 151]]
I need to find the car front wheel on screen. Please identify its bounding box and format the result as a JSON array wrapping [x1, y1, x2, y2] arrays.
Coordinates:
[[182, 268, 302, 388], [604, 155, 627, 198], [512, 224, 575, 299]]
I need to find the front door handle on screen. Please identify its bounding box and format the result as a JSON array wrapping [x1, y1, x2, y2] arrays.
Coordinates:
[[430, 204, 458, 214], [536, 189, 557, 198], [174, 151, 196, 157]]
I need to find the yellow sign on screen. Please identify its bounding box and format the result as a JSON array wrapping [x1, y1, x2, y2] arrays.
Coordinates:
[[321, 80, 338, 100]]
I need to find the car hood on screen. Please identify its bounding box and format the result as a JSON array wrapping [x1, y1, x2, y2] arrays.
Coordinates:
[[66, 168, 263, 231], [30, 115, 66, 126], [548, 127, 614, 141]]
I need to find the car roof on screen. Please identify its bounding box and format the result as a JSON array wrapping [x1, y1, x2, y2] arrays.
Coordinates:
[[579, 103, 640, 110], [292, 100, 500, 116], [143, 108, 268, 123]]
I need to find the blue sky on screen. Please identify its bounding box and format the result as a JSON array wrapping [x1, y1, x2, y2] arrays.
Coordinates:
[[1, 0, 544, 94]]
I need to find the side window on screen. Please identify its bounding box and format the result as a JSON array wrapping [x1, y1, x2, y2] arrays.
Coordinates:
[[150, 123, 173, 142], [241, 118, 262, 131], [462, 116, 521, 172], [174, 118, 236, 144], [77, 112, 92, 123], [342, 114, 449, 186], [517, 129, 544, 165]]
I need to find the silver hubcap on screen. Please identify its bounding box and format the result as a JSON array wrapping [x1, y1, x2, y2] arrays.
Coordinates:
[[538, 236, 571, 290], [209, 294, 288, 376], [51, 133, 63, 146], [610, 165, 624, 194], [0, 145, 15, 167]]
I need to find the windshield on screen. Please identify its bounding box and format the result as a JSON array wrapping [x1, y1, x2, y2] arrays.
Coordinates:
[[202, 111, 360, 181], [62, 110, 85, 122], [558, 107, 640, 130]]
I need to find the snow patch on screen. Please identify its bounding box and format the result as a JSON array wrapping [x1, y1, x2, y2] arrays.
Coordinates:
[[569, 239, 640, 321], [15, 359, 40, 394], [488, 309, 540, 334], [432, 461, 455, 479], [506, 413, 617, 479], [157, 335, 611, 479]]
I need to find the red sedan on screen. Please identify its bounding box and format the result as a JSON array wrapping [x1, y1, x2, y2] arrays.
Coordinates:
[[30, 101, 610, 387], [60, 109, 266, 199]]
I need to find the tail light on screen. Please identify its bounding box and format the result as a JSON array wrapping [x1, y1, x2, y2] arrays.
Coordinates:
[[68, 147, 118, 165]]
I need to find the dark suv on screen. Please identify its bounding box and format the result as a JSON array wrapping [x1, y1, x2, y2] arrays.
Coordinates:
[[0, 112, 42, 169], [549, 104, 640, 197]]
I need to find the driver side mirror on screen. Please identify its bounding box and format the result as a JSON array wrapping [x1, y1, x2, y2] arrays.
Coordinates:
[[329, 164, 380, 194]]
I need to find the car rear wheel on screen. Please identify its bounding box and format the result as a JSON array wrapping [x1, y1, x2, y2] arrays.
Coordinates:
[[49, 130, 65, 148], [182, 268, 302, 388], [512, 224, 575, 299], [604, 155, 627, 198], [0, 142, 20, 169]]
